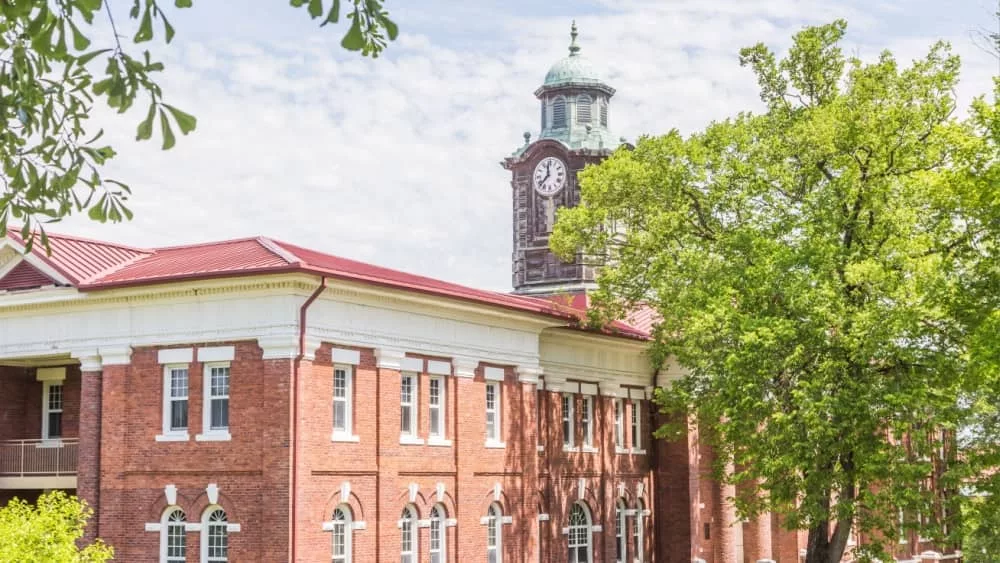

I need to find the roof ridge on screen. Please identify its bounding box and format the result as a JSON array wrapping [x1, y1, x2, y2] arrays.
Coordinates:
[[149, 235, 266, 251], [6, 226, 152, 253], [78, 249, 157, 285], [256, 237, 301, 266]]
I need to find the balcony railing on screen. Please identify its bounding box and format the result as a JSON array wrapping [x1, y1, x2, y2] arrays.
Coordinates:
[[0, 439, 78, 477]]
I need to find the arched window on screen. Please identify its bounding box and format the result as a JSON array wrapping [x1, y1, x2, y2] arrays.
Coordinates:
[[160, 507, 186, 563], [568, 502, 591, 563], [332, 505, 352, 563], [633, 499, 645, 563], [202, 507, 228, 562], [552, 97, 567, 129], [600, 99, 608, 126], [487, 502, 503, 563], [615, 499, 627, 563], [540, 102, 547, 130], [429, 504, 447, 563], [400, 506, 418, 563], [577, 94, 592, 124]]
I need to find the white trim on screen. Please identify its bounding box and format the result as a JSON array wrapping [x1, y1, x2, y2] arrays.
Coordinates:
[[195, 432, 231, 442], [161, 364, 190, 440], [582, 445, 600, 454], [485, 440, 507, 449], [332, 433, 361, 442], [427, 437, 453, 447], [226, 523, 241, 533], [36, 366, 67, 381], [485, 381, 502, 443], [401, 357, 423, 372], [538, 513, 549, 521], [155, 433, 189, 442], [74, 351, 102, 372], [99, 345, 132, 366], [484, 367, 505, 381], [185, 523, 202, 532], [579, 382, 598, 396], [0, 239, 72, 285], [145, 523, 162, 532], [375, 347, 405, 370], [352, 521, 366, 531], [453, 358, 477, 378], [158, 348, 193, 364], [333, 364, 354, 437], [428, 375, 446, 440], [427, 360, 451, 375], [257, 334, 299, 360], [399, 435, 425, 445], [332, 348, 361, 365], [400, 372, 419, 440], [516, 364, 542, 384], [501, 515, 513, 525], [197, 346, 234, 362]]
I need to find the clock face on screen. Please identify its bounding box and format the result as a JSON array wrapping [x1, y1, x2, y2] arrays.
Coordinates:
[[532, 157, 567, 196]]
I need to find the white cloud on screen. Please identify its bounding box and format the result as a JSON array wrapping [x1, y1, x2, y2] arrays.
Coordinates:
[[50, 0, 998, 292]]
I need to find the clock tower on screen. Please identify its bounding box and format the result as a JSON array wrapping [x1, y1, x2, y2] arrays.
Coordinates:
[[502, 22, 619, 296]]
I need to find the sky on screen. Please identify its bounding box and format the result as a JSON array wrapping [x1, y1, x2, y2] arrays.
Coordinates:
[[50, 0, 1000, 291]]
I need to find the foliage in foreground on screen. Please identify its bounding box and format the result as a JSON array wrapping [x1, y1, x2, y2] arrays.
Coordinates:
[[552, 20, 1000, 563], [0, 0, 397, 248], [0, 490, 112, 562]]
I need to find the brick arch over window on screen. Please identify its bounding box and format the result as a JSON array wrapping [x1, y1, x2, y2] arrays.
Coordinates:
[[394, 487, 430, 514], [146, 490, 197, 523], [476, 485, 511, 516], [190, 490, 239, 520], [532, 488, 551, 514], [575, 482, 601, 512], [323, 489, 367, 523]]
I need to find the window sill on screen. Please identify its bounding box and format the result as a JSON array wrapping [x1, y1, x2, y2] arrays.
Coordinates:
[[536, 445, 545, 452], [36, 439, 64, 449], [331, 433, 361, 443], [427, 437, 452, 447], [399, 435, 425, 445], [631, 448, 647, 455], [155, 433, 189, 442], [581, 445, 599, 454], [195, 432, 231, 442], [562, 445, 579, 453], [485, 440, 506, 449], [615, 446, 630, 455]]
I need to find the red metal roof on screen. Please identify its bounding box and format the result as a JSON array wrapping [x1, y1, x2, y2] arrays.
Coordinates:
[[3, 230, 649, 340]]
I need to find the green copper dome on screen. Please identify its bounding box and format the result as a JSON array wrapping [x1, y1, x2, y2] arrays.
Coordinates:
[[542, 21, 605, 87]]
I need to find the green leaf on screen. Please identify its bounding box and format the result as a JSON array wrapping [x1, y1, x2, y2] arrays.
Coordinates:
[[88, 195, 106, 221], [66, 19, 91, 51], [175, 0, 193, 7], [75, 48, 112, 67], [322, 0, 340, 25], [162, 14, 176, 43], [381, 16, 398, 40], [341, 17, 365, 51], [136, 102, 156, 141], [163, 104, 197, 135], [134, 7, 154, 42], [307, 0, 323, 18], [159, 108, 176, 150], [289, 0, 308, 6]]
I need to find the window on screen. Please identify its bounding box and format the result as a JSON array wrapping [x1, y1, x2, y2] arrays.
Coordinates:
[[161, 507, 186, 563], [486, 382, 501, 443], [202, 507, 228, 563], [562, 394, 575, 448], [631, 401, 642, 451], [552, 97, 567, 128], [333, 365, 354, 436], [163, 366, 189, 436], [43, 382, 63, 439], [600, 99, 608, 126], [633, 500, 645, 563], [487, 503, 502, 563], [207, 364, 230, 431], [537, 388, 544, 450], [429, 504, 446, 563], [581, 396, 593, 448], [400, 374, 417, 437], [540, 102, 547, 130], [400, 506, 418, 563], [568, 502, 591, 563], [332, 505, 352, 563], [614, 400, 624, 450], [577, 94, 592, 123], [616, 500, 626, 563], [429, 376, 445, 439]]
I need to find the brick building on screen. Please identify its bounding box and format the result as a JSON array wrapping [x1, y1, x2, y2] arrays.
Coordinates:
[[0, 24, 958, 563]]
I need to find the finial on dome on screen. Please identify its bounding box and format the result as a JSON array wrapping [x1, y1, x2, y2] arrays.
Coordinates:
[[568, 20, 580, 56]]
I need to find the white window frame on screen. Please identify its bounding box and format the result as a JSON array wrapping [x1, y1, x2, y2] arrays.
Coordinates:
[[616, 500, 627, 563], [581, 396, 595, 451], [201, 506, 229, 563], [331, 504, 353, 563], [197, 362, 231, 442], [429, 504, 446, 563], [487, 502, 503, 563], [633, 500, 645, 563], [400, 505, 418, 563], [332, 364, 358, 442], [562, 394, 575, 450], [158, 365, 190, 441], [41, 381, 64, 441], [630, 400, 645, 453], [567, 502, 592, 563], [428, 376, 445, 441], [160, 507, 186, 563], [614, 399, 626, 453], [400, 373, 422, 444], [485, 382, 504, 447]]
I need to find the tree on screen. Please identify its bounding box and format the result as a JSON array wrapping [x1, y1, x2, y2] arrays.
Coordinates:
[[0, 0, 397, 248], [552, 20, 1000, 563], [0, 490, 113, 561]]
